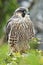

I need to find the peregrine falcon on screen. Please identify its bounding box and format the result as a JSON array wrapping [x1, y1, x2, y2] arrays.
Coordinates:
[[6, 7, 34, 53]]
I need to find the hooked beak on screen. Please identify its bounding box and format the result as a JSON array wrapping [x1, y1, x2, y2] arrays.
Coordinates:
[[27, 12, 30, 15]]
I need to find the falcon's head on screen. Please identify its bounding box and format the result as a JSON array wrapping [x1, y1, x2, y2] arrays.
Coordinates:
[[14, 7, 30, 17]]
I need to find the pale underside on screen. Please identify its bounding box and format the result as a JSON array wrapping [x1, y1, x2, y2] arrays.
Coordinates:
[[8, 15, 34, 53]]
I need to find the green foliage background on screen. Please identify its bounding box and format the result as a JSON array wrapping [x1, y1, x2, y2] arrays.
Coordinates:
[[0, 43, 43, 65], [0, 0, 19, 38]]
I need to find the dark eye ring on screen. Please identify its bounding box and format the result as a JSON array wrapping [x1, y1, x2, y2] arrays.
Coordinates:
[[22, 11, 25, 17]]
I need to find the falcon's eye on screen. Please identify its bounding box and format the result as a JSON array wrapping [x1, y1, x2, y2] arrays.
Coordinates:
[[22, 10, 27, 17]]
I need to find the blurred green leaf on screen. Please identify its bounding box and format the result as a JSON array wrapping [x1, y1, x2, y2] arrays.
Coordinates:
[[0, 0, 19, 38]]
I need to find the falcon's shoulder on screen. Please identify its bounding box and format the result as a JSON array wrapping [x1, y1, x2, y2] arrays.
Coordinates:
[[6, 15, 21, 41]]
